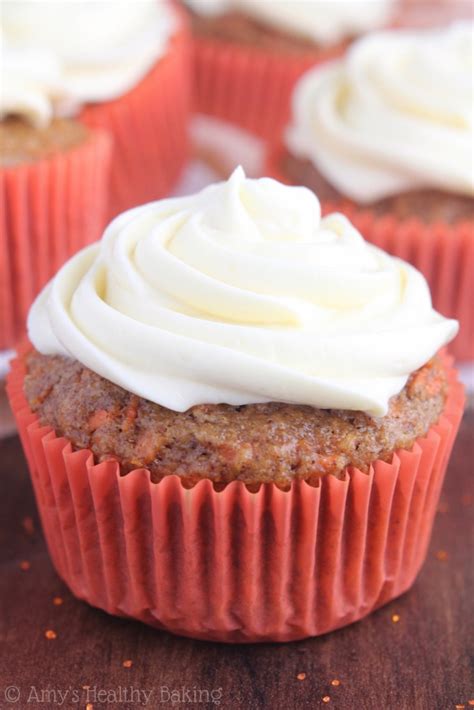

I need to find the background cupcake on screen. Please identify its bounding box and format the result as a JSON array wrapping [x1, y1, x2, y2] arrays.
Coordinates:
[[0, 32, 112, 351], [268, 22, 474, 361], [3, 0, 191, 219], [186, 0, 395, 139], [8, 169, 464, 642]]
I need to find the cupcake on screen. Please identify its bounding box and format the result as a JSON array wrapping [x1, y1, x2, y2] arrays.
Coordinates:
[[0, 36, 112, 351], [8, 168, 464, 642], [268, 22, 474, 361], [2, 0, 191, 219], [186, 0, 394, 139]]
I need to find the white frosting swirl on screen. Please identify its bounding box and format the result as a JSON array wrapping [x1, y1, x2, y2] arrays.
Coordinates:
[[28, 168, 458, 417], [286, 22, 474, 201], [187, 0, 393, 45], [1, 1, 176, 128]]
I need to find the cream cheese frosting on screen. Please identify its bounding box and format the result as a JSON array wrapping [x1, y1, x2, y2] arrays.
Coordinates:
[[1, 0, 176, 128], [186, 0, 393, 45], [28, 167, 458, 417], [285, 22, 474, 202]]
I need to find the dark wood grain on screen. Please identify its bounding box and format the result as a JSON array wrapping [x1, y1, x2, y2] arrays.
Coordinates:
[[0, 413, 473, 710]]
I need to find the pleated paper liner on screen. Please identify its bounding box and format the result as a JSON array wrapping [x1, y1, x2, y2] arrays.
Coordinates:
[[7, 348, 464, 642], [80, 15, 191, 220], [192, 36, 345, 141], [266, 145, 474, 363], [0, 130, 112, 352]]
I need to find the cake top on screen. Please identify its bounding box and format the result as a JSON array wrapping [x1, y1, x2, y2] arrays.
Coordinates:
[[186, 0, 393, 45], [286, 22, 474, 201], [28, 168, 458, 416], [1, 0, 176, 128]]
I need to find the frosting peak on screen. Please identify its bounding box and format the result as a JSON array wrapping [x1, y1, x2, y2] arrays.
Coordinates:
[[286, 22, 474, 201], [28, 168, 458, 416]]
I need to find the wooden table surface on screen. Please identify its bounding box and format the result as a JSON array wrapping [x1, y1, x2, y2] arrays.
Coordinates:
[[0, 411, 472, 710]]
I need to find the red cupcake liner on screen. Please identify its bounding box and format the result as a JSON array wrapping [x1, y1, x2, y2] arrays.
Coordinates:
[[80, 16, 191, 219], [7, 349, 464, 642], [266, 146, 474, 362], [0, 130, 112, 352], [192, 36, 345, 141]]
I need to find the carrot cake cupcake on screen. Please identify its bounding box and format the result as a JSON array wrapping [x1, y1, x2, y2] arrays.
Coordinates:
[[270, 21, 474, 360], [186, 0, 395, 138], [2, 0, 190, 218], [0, 31, 111, 350], [8, 168, 464, 642]]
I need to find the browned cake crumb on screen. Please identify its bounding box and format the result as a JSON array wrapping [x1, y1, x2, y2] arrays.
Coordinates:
[[280, 150, 474, 224], [24, 350, 447, 489], [0, 116, 89, 167], [187, 7, 340, 54]]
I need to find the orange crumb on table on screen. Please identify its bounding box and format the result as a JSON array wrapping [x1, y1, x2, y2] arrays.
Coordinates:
[[392, 614, 400, 623], [122, 659, 133, 668], [86, 704, 93, 710], [468, 701, 474, 706], [455, 705, 465, 709], [331, 679, 341, 686], [19, 560, 30, 571], [296, 673, 306, 681], [53, 596, 64, 606], [322, 696, 331, 703], [436, 549, 448, 561], [22, 516, 35, 535], [44, 629, 57, 639]]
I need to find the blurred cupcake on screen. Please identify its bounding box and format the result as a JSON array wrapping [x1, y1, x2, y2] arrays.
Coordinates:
[[2, 0, 191, 219], [186, 0, 394, 138], [269, 22, 474, 361], [0, 35, 112, 351], [8, 168, 464, 642]]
